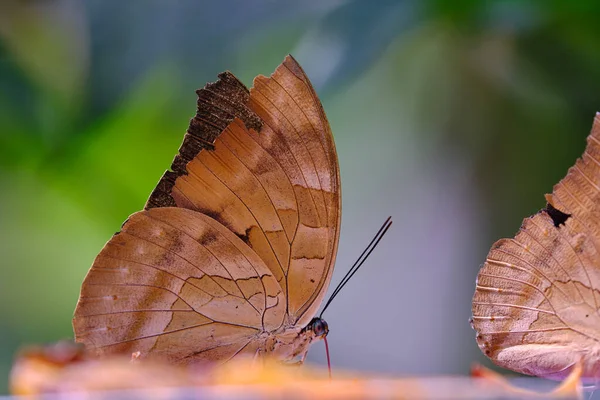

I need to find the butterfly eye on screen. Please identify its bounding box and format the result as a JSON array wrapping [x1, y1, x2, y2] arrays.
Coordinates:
[[312, 318, 329, 337], [314, 323, 323, 336]]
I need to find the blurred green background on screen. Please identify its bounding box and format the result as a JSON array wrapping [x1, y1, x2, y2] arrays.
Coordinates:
[[2, 0, 600, 394]]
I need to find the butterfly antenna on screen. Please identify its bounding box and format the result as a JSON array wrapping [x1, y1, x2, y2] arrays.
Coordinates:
[[319, 216, 392, 318]]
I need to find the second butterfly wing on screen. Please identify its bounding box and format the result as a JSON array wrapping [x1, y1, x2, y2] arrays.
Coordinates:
[[472, 114, 600, 380]]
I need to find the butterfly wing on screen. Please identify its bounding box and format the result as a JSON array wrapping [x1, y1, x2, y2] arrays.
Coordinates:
[[472, 114, 600, 379], [74, 55, 340, 363], [73, 207, 286, 364], [146, 55, 341, 327]]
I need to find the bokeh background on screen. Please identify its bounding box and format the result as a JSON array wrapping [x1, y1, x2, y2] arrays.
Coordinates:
[[2, 0, 600, 394]]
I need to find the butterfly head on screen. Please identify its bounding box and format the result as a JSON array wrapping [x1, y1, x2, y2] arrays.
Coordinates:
[[304, 317, 329, 339]]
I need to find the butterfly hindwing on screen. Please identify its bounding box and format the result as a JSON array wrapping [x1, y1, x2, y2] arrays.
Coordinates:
[[73, 207, 285, 364]]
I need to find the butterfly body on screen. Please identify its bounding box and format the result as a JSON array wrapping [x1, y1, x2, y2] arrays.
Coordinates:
[[472, 114, 600, 382], [262, 321, 326, 363], [73, 56, 341, 366]]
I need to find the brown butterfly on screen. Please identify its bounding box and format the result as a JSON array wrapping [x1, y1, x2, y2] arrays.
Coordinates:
[[471, 114, 600, 382], [73, 55, 341, 366]]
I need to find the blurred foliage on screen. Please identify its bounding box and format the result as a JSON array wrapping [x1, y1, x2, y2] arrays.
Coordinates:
[[2, 0, 600, 394]]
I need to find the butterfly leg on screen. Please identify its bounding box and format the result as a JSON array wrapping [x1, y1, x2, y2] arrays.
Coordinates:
[[282, 355, 305, 367]]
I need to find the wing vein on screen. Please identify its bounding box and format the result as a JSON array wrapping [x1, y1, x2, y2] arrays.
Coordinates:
[[472, 301, 556, 315], [96, 321, 257, 349], [482, 327, 569, 335], [489, 247, 569, 299], [146, 212, 259, 311], [253, 84, 326, 226], [220, 127, 291, 244], [281, 63, 332, 172], [477, 272, 557, 312], [517, 225, 583, 301], [252, 86, 320, 233], [550, 179, 600, 310], [185, 165, 274, 319], [87, 282, 200, 316], [99, 252, 243, 300], [234, 118, 301, 239], [77, 309, 200, 317]]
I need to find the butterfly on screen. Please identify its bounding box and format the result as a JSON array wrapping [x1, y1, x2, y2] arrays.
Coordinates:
[[471, 113, 600, 382], [73, 55, 341, 366]]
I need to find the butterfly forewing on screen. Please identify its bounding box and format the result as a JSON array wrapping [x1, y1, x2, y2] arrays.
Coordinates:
[[472, 113, 600, 380], [147, 56, 340, 325], [73, 55, 341, 365], [248, 58, 340, 324]]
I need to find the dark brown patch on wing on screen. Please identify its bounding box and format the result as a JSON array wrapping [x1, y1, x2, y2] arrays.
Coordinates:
[[198, 230, 218, 246], [544, 203, 571, 227], [146, 72, 262, 209]]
